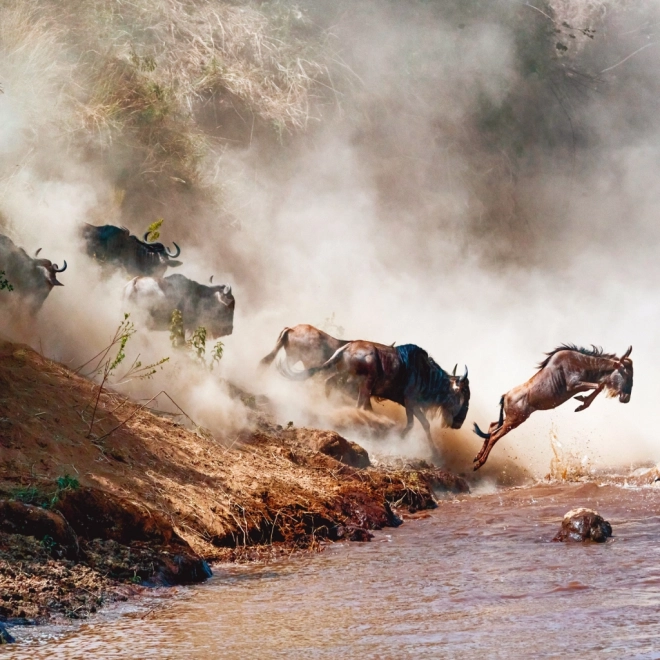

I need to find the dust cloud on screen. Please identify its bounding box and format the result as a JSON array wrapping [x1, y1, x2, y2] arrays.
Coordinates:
[[1, 0, 659, 478]]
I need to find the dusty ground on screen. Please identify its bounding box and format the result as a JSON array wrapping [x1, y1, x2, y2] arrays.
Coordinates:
[[0, 339, 469, 625]]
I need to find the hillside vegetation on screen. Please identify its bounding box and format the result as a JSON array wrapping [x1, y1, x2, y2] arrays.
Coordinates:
[[0, 0, 642, 247]]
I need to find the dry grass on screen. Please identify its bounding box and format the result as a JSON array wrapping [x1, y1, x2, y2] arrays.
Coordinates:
[[0, 0, 340, 196]]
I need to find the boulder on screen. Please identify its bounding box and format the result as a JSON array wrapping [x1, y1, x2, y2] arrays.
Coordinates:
[[0, 499, 79, 558], [308, 431, 371, 469], [553, 507, 612, 543], [152, 552, 213, 586]]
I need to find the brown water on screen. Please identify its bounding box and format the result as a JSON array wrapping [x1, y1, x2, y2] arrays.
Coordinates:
[[6, 482, 660, 659]]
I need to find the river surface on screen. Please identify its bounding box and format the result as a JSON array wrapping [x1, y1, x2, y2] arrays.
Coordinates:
[[5, 481, 660, 659]]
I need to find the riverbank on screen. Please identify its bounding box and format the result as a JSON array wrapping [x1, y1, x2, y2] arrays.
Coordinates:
[[0, 338, 469, 628]]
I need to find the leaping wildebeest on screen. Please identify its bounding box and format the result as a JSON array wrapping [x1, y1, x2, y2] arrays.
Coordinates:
[[278, 341, 470, 440], [124, 273, 235, 338], [81, 224, 182, 277], [472, 344, 633, 471], [0, 233, 68, 316]]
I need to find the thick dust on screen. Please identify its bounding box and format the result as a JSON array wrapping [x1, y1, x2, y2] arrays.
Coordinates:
[[1, 0, 659, 478]]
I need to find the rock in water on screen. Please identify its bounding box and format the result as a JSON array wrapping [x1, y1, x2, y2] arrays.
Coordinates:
[[0, 622, 15, 644], [553, 507, 612, 543]]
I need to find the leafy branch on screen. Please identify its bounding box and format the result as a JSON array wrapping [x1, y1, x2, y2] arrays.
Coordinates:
[[145, 217, 163, 242], [80, 313, 169, 437], [169, 309, 224, 370]]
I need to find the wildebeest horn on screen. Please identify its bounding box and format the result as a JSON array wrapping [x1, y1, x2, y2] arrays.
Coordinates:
[[462, 365, 468, 381], [53, 260, 67, 273], [215, 290, 230, 307], [209, 275, 214, 284], [166, 242, 181, 258], [452, 364, 457, 376], [621, 345, 632, 360], [35, 248, 42, 257], [223, 285, 231, 295], [143, 232, 153, 243]]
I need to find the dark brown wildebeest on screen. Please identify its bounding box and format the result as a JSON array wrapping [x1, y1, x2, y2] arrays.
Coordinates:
[[472, 344, 633, 471], [0, 234, 67, 316], [279, 341, 470, 440], [260, 324, 349, 370]]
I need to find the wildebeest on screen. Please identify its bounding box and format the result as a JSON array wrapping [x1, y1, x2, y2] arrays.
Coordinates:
[[279, 341, 470, 440], [82, 224, 182, 277], [124, 273, 234, 338], [260, 324, 349, 370], [472, 344, 633, 471], [0, 234, 67, 315]]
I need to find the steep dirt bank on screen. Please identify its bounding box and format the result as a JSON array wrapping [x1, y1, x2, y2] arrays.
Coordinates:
[[0, 339, 468, 625]]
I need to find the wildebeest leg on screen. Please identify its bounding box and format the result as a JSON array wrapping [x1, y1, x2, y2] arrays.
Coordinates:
[[573, 383, 604, 412], [473, 413, 527, 471], [356, 377, 374, 411], [324, 373, 343, 398], [402, 406, 415, 436], [412, 407, 432, 442]]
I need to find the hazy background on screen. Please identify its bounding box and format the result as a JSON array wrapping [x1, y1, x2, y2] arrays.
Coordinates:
[[1, 0, 658, 478]]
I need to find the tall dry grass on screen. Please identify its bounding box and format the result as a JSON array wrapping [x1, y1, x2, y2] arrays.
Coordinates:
[[0, 0, 340, 202]]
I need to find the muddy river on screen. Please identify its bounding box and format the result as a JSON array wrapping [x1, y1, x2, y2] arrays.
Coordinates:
[[6, 482, 660, 658]]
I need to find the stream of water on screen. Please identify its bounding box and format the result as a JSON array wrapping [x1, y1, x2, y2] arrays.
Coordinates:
[[5, 482, 660, 659]]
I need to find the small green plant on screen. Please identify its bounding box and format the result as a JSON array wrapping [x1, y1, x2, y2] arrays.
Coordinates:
[[169, 309, 185, 348], [188, 326, 207, 364], [11, 485, 49, 507], [171, 315, 224, 371], [145, 218, 163, 242], [0, 270, 13, 291], [210, 340, 224, 371], [55, 474, 80, 492], [49, 474, 81, 507], [41, 535, 57, 553], [130, 573, 142, 584]]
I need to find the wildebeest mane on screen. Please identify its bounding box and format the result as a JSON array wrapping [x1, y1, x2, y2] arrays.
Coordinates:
[[396, 344, 451, 406], [537, 344, 618, 370]]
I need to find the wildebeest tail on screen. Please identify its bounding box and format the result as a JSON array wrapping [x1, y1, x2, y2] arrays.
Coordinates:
[[259, 327, 291, 367], [473, 395, 505, 439], [472, 423, 490, 439], [276, 343, 350, 381]]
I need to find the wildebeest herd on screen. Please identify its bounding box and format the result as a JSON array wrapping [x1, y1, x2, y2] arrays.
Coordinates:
[[0, 224, 235, 338], [261, 324, 633, 470], [0, 226, 634, 471]]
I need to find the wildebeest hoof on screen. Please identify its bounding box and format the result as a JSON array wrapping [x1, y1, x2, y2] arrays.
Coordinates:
[[553, 507, 612, 543]]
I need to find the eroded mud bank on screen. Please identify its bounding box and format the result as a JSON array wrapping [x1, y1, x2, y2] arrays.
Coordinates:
[[0, 339, 467, 626]]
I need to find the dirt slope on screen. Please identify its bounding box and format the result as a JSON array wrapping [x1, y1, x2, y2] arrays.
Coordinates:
[[0, 339, 467, 622]]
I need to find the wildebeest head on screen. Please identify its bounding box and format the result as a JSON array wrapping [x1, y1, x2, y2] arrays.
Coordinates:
[[605, 346, 633, 403], [206, 283, 235, 337], [142, 232, 182, 269], [444, 364, 470, 429], [34, 248, 67, 288]]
